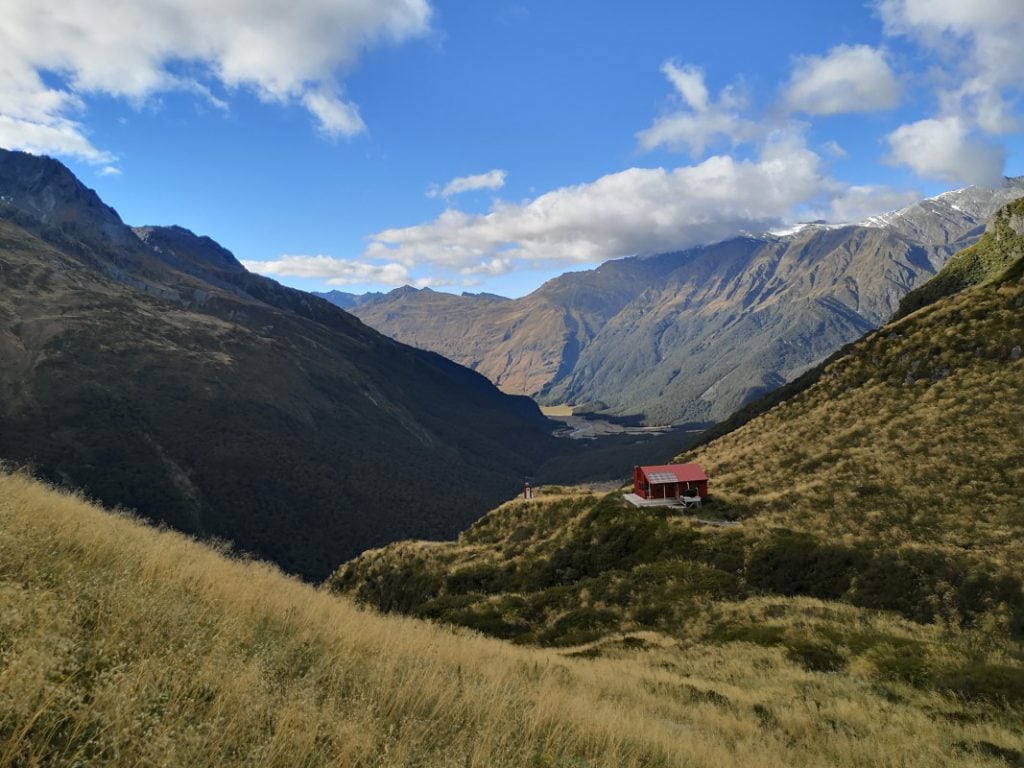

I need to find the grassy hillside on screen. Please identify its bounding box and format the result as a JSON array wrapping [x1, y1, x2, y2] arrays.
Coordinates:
[[330, 206, 1024, 763], [896, 197, 1024, 319], [4, 472, 1024, 767], [675, 221, 1024, 568]]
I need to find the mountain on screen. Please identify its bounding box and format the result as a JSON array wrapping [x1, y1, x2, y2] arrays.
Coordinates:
[[678, 196, 1024, 551], [312, 288, 377, 309], [334, 180, 1024, 424], [334, 198, 1024, 648], [0, 148, 558, 579], [9, 469, 1023, 768]]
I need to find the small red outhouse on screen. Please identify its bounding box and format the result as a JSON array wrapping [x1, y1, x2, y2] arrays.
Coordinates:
[[633, 463, 708, 500]]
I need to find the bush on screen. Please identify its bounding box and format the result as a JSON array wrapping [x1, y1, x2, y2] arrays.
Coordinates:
[[445, 562, 505, 594], [935, 662, 1024, 705], [449, 606, 532, 640], [746, 531, 861, 599], [350, 555, 442, 614]]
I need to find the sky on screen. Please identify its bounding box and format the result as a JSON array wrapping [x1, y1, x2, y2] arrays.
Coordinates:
[[1, 0, 1022, 298]]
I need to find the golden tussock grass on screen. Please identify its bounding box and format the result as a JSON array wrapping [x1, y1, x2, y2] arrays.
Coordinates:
[[2, 471, 1023, 767], [680, 274, 1024, 574]]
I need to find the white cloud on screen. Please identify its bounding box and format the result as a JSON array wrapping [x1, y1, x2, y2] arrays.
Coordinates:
[[302, 90, 366, 137], [879, 0, 1024, 133], [637, 62, 759, 156], [98, 165, 122, 177], [661, 63, 709, 112], [878, 0, 1020, 41], [0, 114, 115, 165], [0, 0, 432, 160], [427, 169, 507, 199], [784, 45, 900, 115], [369, 131, 835, 270], [824, 185, 920, 223], [241, 254, 438, 288], [459, 257, 515, 276], [885, 116, 1006, 186], [823, 140, 847, 158]]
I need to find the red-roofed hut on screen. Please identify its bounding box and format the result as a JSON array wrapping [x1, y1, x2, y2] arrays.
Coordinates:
[[633, 463, 708, 500]]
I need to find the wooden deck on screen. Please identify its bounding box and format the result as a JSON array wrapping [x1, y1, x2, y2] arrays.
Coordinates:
[[623, 493, 700, 509]]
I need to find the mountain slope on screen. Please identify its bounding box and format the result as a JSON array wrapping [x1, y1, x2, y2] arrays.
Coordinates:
[[895, 196, 1024, 319], [5, 471, 1024, 767], [331, 255, 661, 397], [674, 200, 1024, 559], [0, 148, 557, 579], [336, 180, 1024, 424], [333, 200, 1024, 654]]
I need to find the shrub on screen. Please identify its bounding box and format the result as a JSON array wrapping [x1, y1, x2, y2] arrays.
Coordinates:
[[746, 531, 861, 600]]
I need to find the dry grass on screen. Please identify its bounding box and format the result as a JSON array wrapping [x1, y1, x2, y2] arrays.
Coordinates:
[[679, 271, 1024, 575], [3, 471, 1022, 767]]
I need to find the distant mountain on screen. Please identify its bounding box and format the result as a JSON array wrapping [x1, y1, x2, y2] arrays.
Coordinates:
[[337, 180, 1024, 424], [0, 148, 558, 579], [312, 289, 377, 309]]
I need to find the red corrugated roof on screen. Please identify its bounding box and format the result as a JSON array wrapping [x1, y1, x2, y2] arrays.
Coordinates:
[[639, 463, 708, 483]]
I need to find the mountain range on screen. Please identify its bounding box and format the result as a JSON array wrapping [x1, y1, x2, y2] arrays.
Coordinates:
[[0, 148, 559, 579], [323, 179, 1024, 425]]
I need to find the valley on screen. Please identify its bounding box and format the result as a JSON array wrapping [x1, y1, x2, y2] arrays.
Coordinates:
[[2, 160, 1023, 767], [0, 149, 560, 579], [3, 3, 1024, 766]]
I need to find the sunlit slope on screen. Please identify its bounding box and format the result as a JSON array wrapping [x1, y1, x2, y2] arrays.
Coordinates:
[[2, 474, 1022, 767], [896, 197, 1024, 319], [678, 209, 1024, 565]]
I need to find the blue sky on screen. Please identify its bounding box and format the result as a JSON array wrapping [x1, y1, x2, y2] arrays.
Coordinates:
[[2, 0, 1022, 297]]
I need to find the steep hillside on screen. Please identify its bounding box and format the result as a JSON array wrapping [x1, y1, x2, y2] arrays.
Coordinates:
[[694, 195, 1024, 448], [333, 202, 1024, 669], [335, 181, 1024, 424], [0, 148, 557, 579], [5, 472, 1024, 767], [674, 205, 1024, 560], [896, 196, 1024, 319]]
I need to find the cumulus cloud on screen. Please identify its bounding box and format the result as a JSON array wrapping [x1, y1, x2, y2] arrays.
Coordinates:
[[427, 169, 507, 199], [302, 90, 366, 137], [0, 0, 432, 163], [241, 254, 438, 288], [885, 116, 1006, 186], [369, 131, 832, 270], [637, 62, 759, 156], [784, 45, 900, 115], [879, 0, 1023, 133], [873, 1, 1024, 183]]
